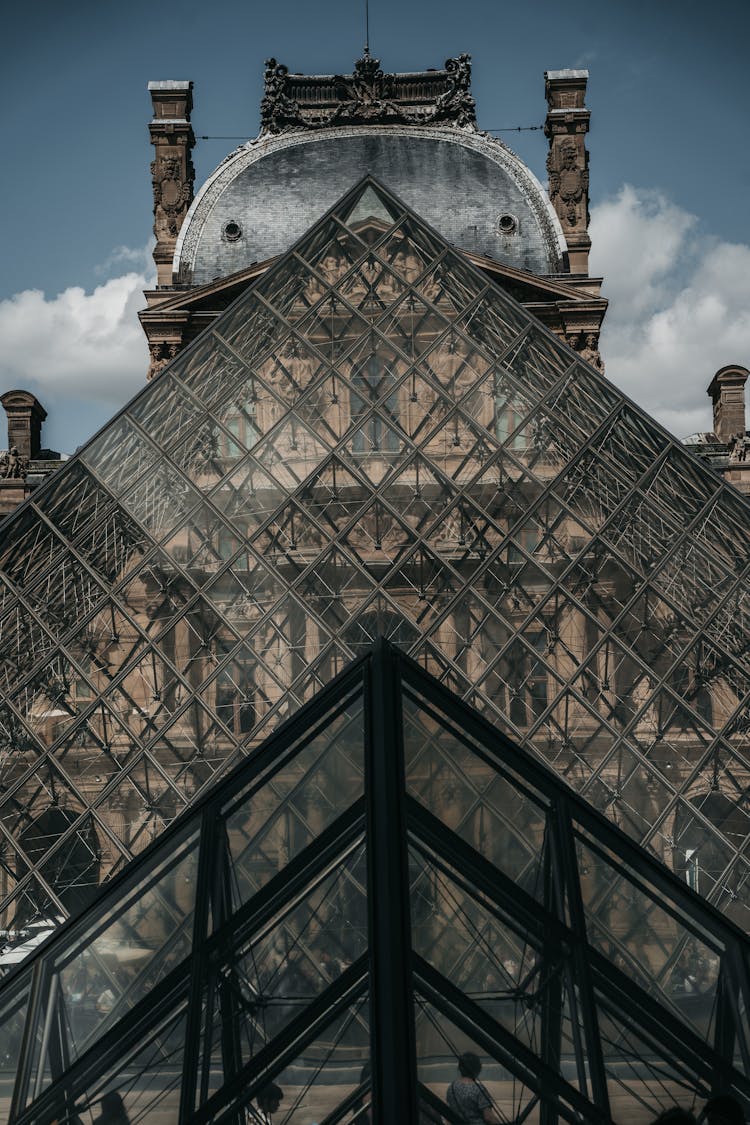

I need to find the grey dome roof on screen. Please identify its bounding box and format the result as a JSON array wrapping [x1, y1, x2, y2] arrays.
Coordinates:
[[174, 125, 567, 286]]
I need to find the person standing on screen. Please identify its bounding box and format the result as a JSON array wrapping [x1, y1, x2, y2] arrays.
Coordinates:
[[92, 1091, 130, 1124], [253, 1082, 283, 1123], [446, 1053, 501, 1124]]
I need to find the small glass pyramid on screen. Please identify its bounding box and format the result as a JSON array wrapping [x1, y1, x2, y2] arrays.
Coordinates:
[[2, 644, 749, 1124]]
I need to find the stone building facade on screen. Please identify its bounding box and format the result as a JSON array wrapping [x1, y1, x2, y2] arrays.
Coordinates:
[[140, 58, 607, 380]]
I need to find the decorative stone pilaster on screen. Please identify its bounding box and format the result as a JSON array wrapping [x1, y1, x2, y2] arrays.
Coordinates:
[[148, 81, 195, 288], [544, 69, 591, 275]]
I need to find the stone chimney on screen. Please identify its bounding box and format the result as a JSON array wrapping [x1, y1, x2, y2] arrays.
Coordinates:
[[0, 390, 46, 460], [707, 365, 749, 442], [544, 69, 591, 274], [148, 81, 195, 287], [0, 390, 50, 518]]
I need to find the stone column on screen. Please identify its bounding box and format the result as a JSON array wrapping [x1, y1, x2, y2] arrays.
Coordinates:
[[544, 69, 591, 275], [148, 81, 195, 288]]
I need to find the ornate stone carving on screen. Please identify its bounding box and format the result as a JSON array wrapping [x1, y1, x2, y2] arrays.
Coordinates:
[[730, 434, 750, 463], [151, 155, 193, 241], [547, 136, 589, 228], [0, 447, 29, 480], [148, 81, 195, 286], [566, 331, 604, 373], [148, 341, 180, 380], [544, 71, 591, 274], [260, 59, 302, 134], [579, 332, 603, 372], [261, 53, 476, 135]]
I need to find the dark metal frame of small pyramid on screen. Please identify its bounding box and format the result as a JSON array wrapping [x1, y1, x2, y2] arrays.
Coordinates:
[[2, 640, 750, 1124], [1, 174, 750, 978]]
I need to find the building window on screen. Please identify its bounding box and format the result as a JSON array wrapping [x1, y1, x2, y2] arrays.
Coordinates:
[[495, 393, 526, 450], [214, 647, 255, 737], [507, 632, 548, 727], [350, 352, 400, 454]]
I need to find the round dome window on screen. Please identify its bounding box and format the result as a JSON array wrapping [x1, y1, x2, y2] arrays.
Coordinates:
[[223, 220, 243, 243], [497, 214, 518, 235]]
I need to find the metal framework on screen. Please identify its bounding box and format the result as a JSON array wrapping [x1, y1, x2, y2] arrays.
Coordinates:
[[1, 640, 750, 1124], [2, 176, 750, 968]]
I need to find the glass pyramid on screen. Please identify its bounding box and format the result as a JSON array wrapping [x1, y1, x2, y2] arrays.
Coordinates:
[[2, 642, 750, 1124], [1, 177, 750, 947]]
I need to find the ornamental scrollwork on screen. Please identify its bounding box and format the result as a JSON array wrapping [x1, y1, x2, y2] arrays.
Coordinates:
[[151, 154, 194, 240], [547, 136, 589, 228], [260, 53, 477, 135]]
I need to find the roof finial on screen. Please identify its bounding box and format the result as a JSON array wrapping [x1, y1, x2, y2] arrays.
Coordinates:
[[364, 0, 370, 57]]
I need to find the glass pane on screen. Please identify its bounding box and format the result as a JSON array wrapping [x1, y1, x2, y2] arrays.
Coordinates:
[[197, 847, 368, 1100], [0, 970, 31, 1111], [410, 849, 544, 1054], [241, 1000, 369, 1124], [596, 994, 710, 1124], [47, 830, 198, 1070], [224, 690, 364, 908], [81, 417, 160, 499], [61, 1005, 187, 1125], [415, 998, 537, 1125], [575, 828, 723, 1043], [403, 688, 549, 898]]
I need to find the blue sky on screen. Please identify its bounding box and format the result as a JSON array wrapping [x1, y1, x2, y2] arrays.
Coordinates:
[[1, 0, 749, 452]]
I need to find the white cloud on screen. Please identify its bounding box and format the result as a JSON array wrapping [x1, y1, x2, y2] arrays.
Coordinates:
[[590, 186, 750, 439], [0, 267, 151, 408], [94, 241, 154, 278]]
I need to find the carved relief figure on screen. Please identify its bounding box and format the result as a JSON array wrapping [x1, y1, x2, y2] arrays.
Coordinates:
[[730, 434, 750, 463], [547, 136, 588, 227], [148, 342, 180, 380], [151, 155, 193, 241], [579, 333, 604, 372], [260, 59, 303, 134], [565, 331, 603, 373], [0, 447, 29, 480]]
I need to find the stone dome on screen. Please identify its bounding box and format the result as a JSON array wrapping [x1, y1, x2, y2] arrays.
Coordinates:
[[174, 125, 567, 286]]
